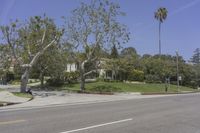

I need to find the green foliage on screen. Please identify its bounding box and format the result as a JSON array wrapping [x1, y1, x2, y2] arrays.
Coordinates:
[[5, 71, 14, 82], [121, 47, 138, 59], [64, 71, 80, 83], [145, 74, 161, 83], [13, 64, 22, 80], [127, 69, 144, 82], [31, 45, 67, 81], [190, 48, 200, 64], [110, 44, 119, 59], [46, 78, 65, 87], [191, 64, 200, 88], [154, 7, 168, 23], [0, 45, 11, 70], [189, 48, 200, 88], [141, 55, 176, 82], [0, 70, 14, 84], [10, 80, 21, 85]]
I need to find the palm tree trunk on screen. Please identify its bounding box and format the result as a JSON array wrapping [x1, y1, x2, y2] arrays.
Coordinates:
[[159, 21, 161, 56]]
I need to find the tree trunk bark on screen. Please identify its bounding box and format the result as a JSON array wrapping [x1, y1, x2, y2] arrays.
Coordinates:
[[20, 68, 30, 93], [80, 62, 86, 92], [80, 72, 85, 92], [112, 70, 116, 80], [40, 72, 44, 89]]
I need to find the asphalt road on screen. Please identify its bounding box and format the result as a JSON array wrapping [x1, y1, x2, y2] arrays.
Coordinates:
[[1, 93, 200, 133]]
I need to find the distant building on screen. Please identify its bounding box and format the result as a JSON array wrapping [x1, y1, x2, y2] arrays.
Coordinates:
[[66, 59, 115, 80], [66, 63, 78, 72]]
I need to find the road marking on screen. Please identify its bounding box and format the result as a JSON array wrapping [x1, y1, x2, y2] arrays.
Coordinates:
[[0, 100, 126, 112], [0, 119, 26, 125], [60, 118, 133, 133]]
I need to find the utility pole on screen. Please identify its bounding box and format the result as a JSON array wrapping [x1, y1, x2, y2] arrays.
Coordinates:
[[176, 51, 179, 92]]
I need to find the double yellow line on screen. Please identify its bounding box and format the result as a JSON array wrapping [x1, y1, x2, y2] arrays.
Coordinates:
[[0, 120, 26, 125]]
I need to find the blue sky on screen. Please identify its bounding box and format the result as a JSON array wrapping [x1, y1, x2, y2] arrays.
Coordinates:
[[0, 0, 200, 61]]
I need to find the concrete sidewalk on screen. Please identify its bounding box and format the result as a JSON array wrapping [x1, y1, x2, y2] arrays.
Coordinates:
[[0, 91, 30, 103], [0, 91, 171, 110]]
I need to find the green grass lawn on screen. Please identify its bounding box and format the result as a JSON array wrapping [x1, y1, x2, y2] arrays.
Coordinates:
[[63, 81, 196, 93], [10, 79, 41, 85], [12, 92, 33, 99]]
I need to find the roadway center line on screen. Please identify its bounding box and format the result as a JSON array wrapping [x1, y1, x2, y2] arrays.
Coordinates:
[[0, 119, 26, 125], [60, 118, 133, 133]]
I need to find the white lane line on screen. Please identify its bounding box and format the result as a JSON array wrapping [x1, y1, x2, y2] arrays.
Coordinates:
[[60, 118, 133, 133]]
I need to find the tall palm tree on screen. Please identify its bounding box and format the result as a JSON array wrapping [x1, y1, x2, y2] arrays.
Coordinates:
[[154, 7, 168, 56]]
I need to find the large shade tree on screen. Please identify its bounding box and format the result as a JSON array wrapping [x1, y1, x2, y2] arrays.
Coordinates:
[[31, 45, 67, 88], [0, 16, 63, 92], [0, 45, 11, 84], [65, 0, 129, 91], [154, 7, 168, 56], [0, 44, 11, 71], [190, 48, 200, 88], [190, 48, 200, 65]]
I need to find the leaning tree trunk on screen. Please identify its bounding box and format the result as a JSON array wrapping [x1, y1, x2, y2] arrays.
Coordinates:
[[20, 68, 30, 93], [79, 59, 97, 92], [80, 61, 86, 92], [20, 38, 57, 92]]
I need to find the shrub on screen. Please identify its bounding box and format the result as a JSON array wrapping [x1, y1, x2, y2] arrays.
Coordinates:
[[10, 80, 21, 85], [64, 71, 80, 83], [46, 78, 65, 87], [127, 69, 144, 82], [190, 80, 199, 89], [145, 74, 161, 83]]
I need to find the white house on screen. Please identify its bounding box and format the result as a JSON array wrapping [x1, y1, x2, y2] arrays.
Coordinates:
[[66, 59, 115, 80], [66, 63, 78, 72]]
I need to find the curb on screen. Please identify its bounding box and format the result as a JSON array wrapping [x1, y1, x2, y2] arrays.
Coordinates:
[[141, 91, 200, 95], [0, 102, 18, 107], [0, 95, 34, 107]]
